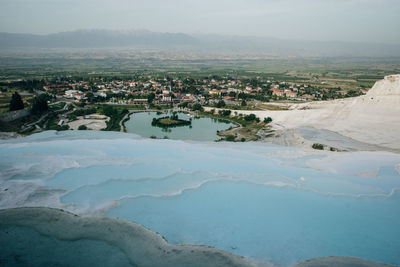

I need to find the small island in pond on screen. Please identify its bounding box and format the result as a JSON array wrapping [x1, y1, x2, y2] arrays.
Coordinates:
[[151, 113, 191, 128]]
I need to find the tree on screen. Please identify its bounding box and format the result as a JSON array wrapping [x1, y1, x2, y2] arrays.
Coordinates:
[[216, 100, 226, 108], [9, 92, 24, 111], [178, 102, 189, 108], [218, 110, 231, 116], [147, 93, 155, 104], [102, 105, 118, 117], [244, 114, 258, 121], [241, 99, 247, 107], [264, 117, 273, 124], [31, 94, 49, 115], [192, 103, 203, 111], [85, 92, 94, 102], [238, 92, 247, 99]]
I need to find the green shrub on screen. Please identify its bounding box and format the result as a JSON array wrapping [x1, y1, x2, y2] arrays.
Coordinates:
[[244, 114, 257, 121], [225, 135, 235, 142], [71, 107, 96, 117], [218, 109, 231, 116], [68, 114, 77, 121], [264, 117, 273, 123], [178, 102, 189, 108], [216, 100, 226, 108], [312, 143, 324, 150], [192, 103, 203, 111]]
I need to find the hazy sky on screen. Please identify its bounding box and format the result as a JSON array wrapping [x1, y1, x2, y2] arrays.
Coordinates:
[[1, 0, 399, 43]]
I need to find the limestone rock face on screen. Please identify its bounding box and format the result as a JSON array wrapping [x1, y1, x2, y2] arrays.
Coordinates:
[[243, 74, 400, 150], [366, 74, 400, 97], [327, 74, 400, 149], [356, 74, 400, 110]]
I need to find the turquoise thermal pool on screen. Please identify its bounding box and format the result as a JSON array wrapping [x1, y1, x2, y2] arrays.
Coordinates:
[[1, 131, 399, 266]]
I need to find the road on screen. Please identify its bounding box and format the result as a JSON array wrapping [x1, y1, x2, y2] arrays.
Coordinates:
[[119, 112, 130, 132]]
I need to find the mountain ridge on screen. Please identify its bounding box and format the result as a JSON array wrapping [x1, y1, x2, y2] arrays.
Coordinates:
[[1, 29, 400, 57]]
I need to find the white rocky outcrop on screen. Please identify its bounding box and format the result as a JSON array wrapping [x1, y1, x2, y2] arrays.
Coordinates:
[[329, 74, 400, 149], [366, 74, 400, 97], [235, 74, 400, 151]]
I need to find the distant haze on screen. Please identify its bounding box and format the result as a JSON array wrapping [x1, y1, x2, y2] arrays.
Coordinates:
[[1, 30, 400, 57], [0, 0, 399, 44]]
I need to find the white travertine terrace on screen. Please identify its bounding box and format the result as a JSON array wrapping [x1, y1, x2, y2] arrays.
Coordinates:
[[233, 75, 400, 150]]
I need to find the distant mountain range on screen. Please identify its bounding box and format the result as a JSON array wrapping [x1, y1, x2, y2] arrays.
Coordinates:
[[0, 30, 196, 48], [1, 29, 399, 57]]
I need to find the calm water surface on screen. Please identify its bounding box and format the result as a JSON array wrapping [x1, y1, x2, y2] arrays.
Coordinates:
[[125, 111, 235, 141], [2, 131, 400, 266]]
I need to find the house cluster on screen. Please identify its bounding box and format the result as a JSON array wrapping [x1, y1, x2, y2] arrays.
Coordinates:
[[42, 75, 355, 105], [269, 82, 316, 100]]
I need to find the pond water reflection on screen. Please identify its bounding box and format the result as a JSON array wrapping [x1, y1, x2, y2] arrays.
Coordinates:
[[125, 111, 235, 141]]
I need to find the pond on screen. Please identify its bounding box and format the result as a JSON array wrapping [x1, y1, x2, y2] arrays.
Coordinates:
[[124, 111, 235, 141]]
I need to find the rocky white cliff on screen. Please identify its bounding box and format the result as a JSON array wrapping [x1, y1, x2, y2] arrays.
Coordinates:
[[330, 74, 400, 149], [366, 74, 400, 97], [237, 74, 400, 151]]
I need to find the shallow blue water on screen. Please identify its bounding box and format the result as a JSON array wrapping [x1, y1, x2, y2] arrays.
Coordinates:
[[107, 181, 400, 266], [0, 225, 132, 266], [1, 131, 400, 266]]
